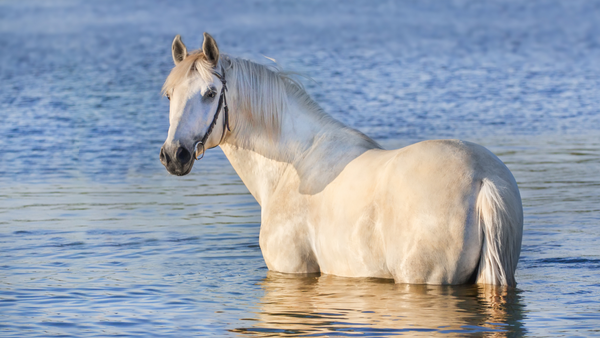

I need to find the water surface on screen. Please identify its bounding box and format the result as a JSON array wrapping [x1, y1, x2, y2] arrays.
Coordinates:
[[1, 0, 599, 336]]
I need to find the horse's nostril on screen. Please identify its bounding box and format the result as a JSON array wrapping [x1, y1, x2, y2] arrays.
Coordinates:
[[176, 146, 191, 164], [160, 147, 170, 165]]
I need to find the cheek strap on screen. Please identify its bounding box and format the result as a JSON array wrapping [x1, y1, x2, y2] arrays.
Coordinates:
[[193, 65, 230, 161]]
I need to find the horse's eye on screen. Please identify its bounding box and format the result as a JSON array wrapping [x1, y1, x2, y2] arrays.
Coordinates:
[[166, 93, 171, 101], [208, 91, 216, 98]]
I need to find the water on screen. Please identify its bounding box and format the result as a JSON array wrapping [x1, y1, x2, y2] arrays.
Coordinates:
[[1, 0, 599, 336]]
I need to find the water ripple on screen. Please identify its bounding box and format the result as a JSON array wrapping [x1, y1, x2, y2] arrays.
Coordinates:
[[1, 0, 599, 337]]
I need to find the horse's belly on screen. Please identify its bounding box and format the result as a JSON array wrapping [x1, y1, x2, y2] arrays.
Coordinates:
[[311, 198, 478, 283], [312, 206, 394, 279]]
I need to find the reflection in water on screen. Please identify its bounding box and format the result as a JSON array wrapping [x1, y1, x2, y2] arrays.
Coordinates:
[[234, 272, 526, 337]]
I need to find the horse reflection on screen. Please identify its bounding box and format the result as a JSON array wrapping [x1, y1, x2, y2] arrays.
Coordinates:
[[233, 272, 525, 337]]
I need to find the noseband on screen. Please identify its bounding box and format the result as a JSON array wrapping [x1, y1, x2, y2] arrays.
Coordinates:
[[193, 65, 231, 161]]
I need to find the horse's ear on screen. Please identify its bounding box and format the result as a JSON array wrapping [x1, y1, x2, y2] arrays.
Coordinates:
[[172, 35, 188, 66], [202, 32, 219, 68]]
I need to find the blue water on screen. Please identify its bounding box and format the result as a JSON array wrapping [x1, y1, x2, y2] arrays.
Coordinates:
[[1, 0, 599, 336]]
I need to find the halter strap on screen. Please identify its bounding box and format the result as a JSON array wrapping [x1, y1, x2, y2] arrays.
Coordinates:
[[193, 65, 230, 160]]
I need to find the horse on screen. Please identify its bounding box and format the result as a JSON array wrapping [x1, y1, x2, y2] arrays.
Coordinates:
[[159, 33, 523, 286]]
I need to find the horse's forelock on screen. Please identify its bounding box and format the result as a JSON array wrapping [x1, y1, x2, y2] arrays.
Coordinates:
[[161, 51, 214, 96]]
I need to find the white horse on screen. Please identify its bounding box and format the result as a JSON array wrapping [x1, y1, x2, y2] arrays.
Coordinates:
[[159, 33, 523, 286]]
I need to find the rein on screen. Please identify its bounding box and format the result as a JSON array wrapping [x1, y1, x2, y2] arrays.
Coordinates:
[[193, 65, 231, 160]]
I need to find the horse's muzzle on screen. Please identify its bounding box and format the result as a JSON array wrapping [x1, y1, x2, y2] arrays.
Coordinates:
[[160, 144, 194, 176]]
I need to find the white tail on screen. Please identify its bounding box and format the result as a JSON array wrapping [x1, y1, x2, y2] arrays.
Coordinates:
[[476, 178, 523, 287]]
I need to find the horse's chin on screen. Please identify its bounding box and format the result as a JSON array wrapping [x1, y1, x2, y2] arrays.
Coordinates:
[[174, 167, 192, 176], [166, 160, 195, 176]]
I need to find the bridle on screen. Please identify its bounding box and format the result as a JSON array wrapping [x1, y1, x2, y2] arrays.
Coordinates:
[[193, 65, 230, 161]]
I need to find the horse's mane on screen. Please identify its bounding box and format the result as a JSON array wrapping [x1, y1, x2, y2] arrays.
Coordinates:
[[162, 50, 380, 149]]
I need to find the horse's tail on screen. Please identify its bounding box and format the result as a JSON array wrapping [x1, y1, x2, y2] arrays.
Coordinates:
[[475, 177, 523, 287]]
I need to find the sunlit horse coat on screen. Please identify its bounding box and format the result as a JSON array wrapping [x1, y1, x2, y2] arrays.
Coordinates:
[[159, 33, 523, 286]]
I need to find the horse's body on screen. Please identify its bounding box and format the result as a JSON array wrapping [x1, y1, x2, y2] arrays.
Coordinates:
[[160, 33, 523, 286]]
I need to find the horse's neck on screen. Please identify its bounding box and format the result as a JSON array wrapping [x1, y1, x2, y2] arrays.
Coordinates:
[[220, 96, 379, 205]]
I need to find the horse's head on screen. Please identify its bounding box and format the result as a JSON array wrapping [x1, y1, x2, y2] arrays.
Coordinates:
[[159, 32, 228, 176]]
